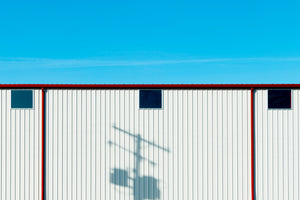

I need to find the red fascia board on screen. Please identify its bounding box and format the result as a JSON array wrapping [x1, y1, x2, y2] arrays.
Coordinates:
[[1, 84, 300, 89]]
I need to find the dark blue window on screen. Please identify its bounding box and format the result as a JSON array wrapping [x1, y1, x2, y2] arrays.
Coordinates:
[[11, 90, 33, 109], [139, 90, 162, 109], [268, 90, 291, 109]]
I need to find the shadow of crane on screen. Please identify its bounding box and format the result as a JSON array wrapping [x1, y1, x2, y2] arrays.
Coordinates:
[[108, 125, 170, 200]]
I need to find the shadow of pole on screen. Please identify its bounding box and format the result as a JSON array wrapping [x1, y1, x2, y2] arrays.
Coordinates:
[[109, 125, 170, 200]]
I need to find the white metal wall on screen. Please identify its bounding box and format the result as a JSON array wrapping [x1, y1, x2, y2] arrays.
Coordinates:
[[45, 89, 251, 200], [0, 89, 42, 200], [255, 89, 300, 200]]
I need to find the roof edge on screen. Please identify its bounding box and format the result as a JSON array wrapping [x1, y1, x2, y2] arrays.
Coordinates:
[[0, 84, 299, 89]]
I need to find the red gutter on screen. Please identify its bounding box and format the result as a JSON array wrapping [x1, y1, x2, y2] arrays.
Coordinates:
[[41, 88, 45, 200], [0, 84, 299, 89], [251, 88, 255, 200]]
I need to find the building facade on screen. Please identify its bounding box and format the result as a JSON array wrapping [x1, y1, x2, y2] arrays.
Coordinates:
[[0, 84, 297, 200]]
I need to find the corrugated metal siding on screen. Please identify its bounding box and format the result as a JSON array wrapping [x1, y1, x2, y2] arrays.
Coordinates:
[[45, 89, 251, 200], [0, 89, 42, 200], [255, 89, 299, 200]]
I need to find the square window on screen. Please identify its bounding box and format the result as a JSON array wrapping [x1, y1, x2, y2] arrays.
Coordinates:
[[268, 89, 291, 109], [11, 90, 33, 109], [139, 90, 162, 109]]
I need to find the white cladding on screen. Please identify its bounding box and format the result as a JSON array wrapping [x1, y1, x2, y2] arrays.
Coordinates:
[[45, 89, 251, 200], [255, 89, 299, 200], [0, 89, 42, 200]]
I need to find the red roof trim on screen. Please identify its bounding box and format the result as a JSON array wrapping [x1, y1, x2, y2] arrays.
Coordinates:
[[0, 84, 300, 89]]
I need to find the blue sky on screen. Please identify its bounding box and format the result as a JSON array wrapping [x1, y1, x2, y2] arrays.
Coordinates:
[[0, 1, 300, 84]]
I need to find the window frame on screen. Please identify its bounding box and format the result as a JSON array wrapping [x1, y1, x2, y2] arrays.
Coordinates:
[[139, 89, 163, 109], [11, 90, 34, 109], [267, 89, 292, 110]]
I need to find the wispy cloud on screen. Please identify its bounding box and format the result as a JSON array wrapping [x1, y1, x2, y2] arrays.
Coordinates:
[[1, 57, 300, 69]]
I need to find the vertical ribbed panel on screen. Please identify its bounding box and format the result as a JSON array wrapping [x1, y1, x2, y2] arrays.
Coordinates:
[[0, 89, 42, 200], [255, 89, 299, 200], [46, 89, 251, 200]]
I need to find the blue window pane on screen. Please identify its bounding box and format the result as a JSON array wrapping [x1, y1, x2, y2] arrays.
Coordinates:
[[11, 90, 33, 108], [139, 90, 162, 109], [268, 90, 291, 109]]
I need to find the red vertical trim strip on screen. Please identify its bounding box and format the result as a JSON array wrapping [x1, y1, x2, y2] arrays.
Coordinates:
[[251, 88, 255, 200], [41, 88, 45, 200]]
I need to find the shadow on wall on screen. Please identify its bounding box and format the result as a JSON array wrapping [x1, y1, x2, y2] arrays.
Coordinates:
[[108, 125, 170, 200]]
